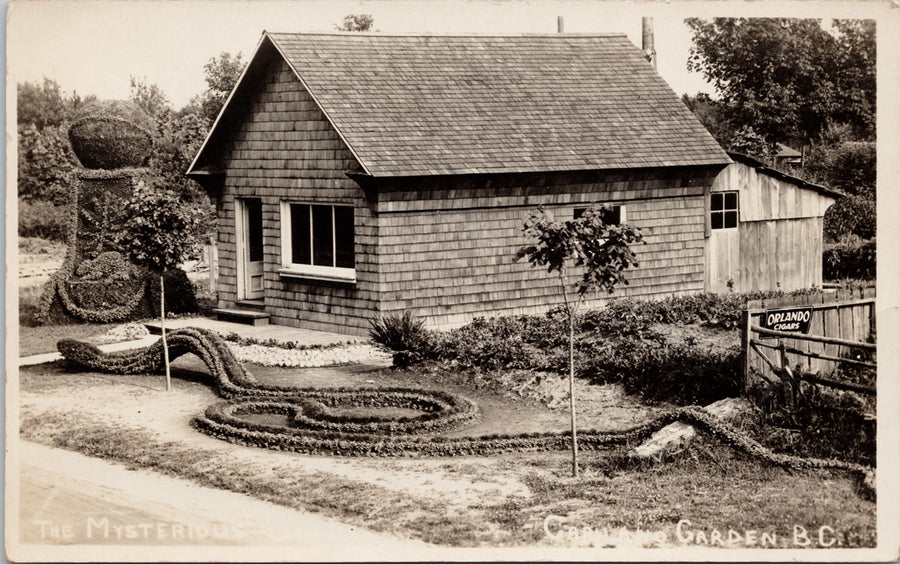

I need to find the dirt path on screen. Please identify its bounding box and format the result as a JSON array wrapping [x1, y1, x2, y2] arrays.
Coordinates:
[[18, 357, 660, 513], [11, 441, 436, 560]]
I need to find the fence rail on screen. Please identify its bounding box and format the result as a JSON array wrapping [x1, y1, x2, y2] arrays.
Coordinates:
[[740, 287, 876, 393]]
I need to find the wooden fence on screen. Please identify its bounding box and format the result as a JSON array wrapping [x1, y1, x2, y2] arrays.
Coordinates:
[[740, 287, 876, 392]]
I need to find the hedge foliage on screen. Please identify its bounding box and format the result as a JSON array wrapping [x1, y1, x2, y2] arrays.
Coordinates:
[[74, 251, 135, 281], [18, 198, 69, 241], [56, 325, 874, 480], [376, 290, 816, 405], [823, 238, 876, 280]]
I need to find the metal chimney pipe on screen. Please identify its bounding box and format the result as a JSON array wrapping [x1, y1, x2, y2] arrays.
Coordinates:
[[558, 16, 565, 33], [642, 17, 657, 68]]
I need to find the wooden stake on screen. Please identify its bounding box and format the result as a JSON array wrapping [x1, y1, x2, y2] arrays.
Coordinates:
[[568, 307, 578, 478], [161, 274, 171, 392]]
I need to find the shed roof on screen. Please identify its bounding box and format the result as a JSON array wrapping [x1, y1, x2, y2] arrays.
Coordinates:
[[727, 152, 842, 199], [775, 143, 802, 158], [190, 32, 730, 178]]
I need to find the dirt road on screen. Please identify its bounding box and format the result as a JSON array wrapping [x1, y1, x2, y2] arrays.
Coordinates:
[[10, 441, 434, 559]]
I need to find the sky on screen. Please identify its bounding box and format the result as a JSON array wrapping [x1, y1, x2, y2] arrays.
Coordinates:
[[8, 0, 720, 110], [9, 0, 892, 111]]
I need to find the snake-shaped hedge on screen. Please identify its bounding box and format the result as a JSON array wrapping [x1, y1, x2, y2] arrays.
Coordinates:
[[55, 326, 875, 491]]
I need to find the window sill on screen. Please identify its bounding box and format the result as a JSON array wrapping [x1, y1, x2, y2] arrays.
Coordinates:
[[278, 267, 357, 284]]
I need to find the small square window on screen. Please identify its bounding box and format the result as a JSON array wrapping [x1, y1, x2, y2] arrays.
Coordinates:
[[711, 191, 739, 230], [574, 205, 623, 225]]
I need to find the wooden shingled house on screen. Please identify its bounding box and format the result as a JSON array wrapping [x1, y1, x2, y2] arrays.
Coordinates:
[[187, 31, 738, 335]]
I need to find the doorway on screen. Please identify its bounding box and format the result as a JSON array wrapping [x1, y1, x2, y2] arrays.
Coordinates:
[[236, 198, 264, 301]]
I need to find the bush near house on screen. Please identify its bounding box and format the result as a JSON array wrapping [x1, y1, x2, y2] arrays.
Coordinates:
[[823, 237, 876, 281], [823, 195, 875, 242], [376, 290, 824, 405]]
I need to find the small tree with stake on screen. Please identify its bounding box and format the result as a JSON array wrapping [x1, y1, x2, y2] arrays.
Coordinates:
[[118, 180, 204, 391], [516, 205, 643, 477]]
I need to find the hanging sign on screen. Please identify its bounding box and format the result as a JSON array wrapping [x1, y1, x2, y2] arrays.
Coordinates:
[[762, 307, 813, 334]]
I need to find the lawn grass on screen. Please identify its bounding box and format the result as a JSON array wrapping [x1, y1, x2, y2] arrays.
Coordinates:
[[17, 322, 112, 357], [18, 363, 876, 549], [17, 274, 115, 356]]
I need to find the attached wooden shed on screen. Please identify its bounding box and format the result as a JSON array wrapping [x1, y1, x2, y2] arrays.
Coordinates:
[[188, 31, 735, 335], [705, 152, 841, 294]]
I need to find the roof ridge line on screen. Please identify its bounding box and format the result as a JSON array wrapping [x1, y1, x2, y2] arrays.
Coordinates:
[[265, 31, 628, 38]]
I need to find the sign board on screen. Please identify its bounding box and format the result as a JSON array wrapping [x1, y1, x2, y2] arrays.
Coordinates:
[[761, 307, 813, 335]]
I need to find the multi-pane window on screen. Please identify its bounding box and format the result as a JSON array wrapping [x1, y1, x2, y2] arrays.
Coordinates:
[[281, 202, 355, 280], [711, 191, 739, 230]]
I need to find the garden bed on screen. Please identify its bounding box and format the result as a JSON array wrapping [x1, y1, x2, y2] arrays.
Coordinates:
[[17, 357, 876, 548]]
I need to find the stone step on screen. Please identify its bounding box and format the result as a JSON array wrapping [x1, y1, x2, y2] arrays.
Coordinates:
[[212, 308, 270, 327], [235, 299, 267, 311]]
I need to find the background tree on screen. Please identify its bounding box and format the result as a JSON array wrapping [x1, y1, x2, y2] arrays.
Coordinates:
[[117, 180, 205, 391], [129, 76, 172, 120], [686, 18, 875, 150], [335, 14, 374, 32], [681, 93, 734, 148], [517, 206, 643, 477], [18, 78, 69, 130], [17, 78, 96, 241], [129, 76, 216, 243], [187, 51, 245, 126]]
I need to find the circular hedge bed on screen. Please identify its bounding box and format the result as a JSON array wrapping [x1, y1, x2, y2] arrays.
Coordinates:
[[54, 326, 878, 483]]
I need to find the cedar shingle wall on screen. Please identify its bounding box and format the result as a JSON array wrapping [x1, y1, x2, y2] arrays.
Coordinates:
[[217, 59, 376, 335], [215, 57, 721, 334], [376, 171, 714, 329]]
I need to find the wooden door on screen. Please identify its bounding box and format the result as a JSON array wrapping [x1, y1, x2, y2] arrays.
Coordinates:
[[707, 228, 740, 292], [237, 198, 264, 300]]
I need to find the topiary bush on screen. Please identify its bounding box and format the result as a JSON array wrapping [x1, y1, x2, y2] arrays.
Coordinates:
[[145, 268, 199, 316], [56, 325, 874, 484], [67, 100, 154, 170], [74, 251, 135, 281]]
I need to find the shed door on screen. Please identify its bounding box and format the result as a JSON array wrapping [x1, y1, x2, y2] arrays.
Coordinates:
[[237, 198, 264, 300], [706, 191, 741, 292]]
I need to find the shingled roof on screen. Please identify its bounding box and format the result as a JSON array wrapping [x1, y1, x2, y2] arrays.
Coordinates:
[[191, 32, 730, 178]]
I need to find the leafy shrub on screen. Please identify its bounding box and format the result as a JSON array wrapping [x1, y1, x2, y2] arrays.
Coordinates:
[[594, 339, 742, 405], [429, 315, 560, 371], [749, 379, 875, 467], [145, 268, 199, 316], [18, 198, 68, 241], [369, 311, 432, 367], [824, 195, 875, 241], [75, 251, 134, 281], [823, 238, 876, 280], [416, 291, 821, 377]]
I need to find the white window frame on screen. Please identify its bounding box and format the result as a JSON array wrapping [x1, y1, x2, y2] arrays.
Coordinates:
[[279, 201, 356, 283]]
